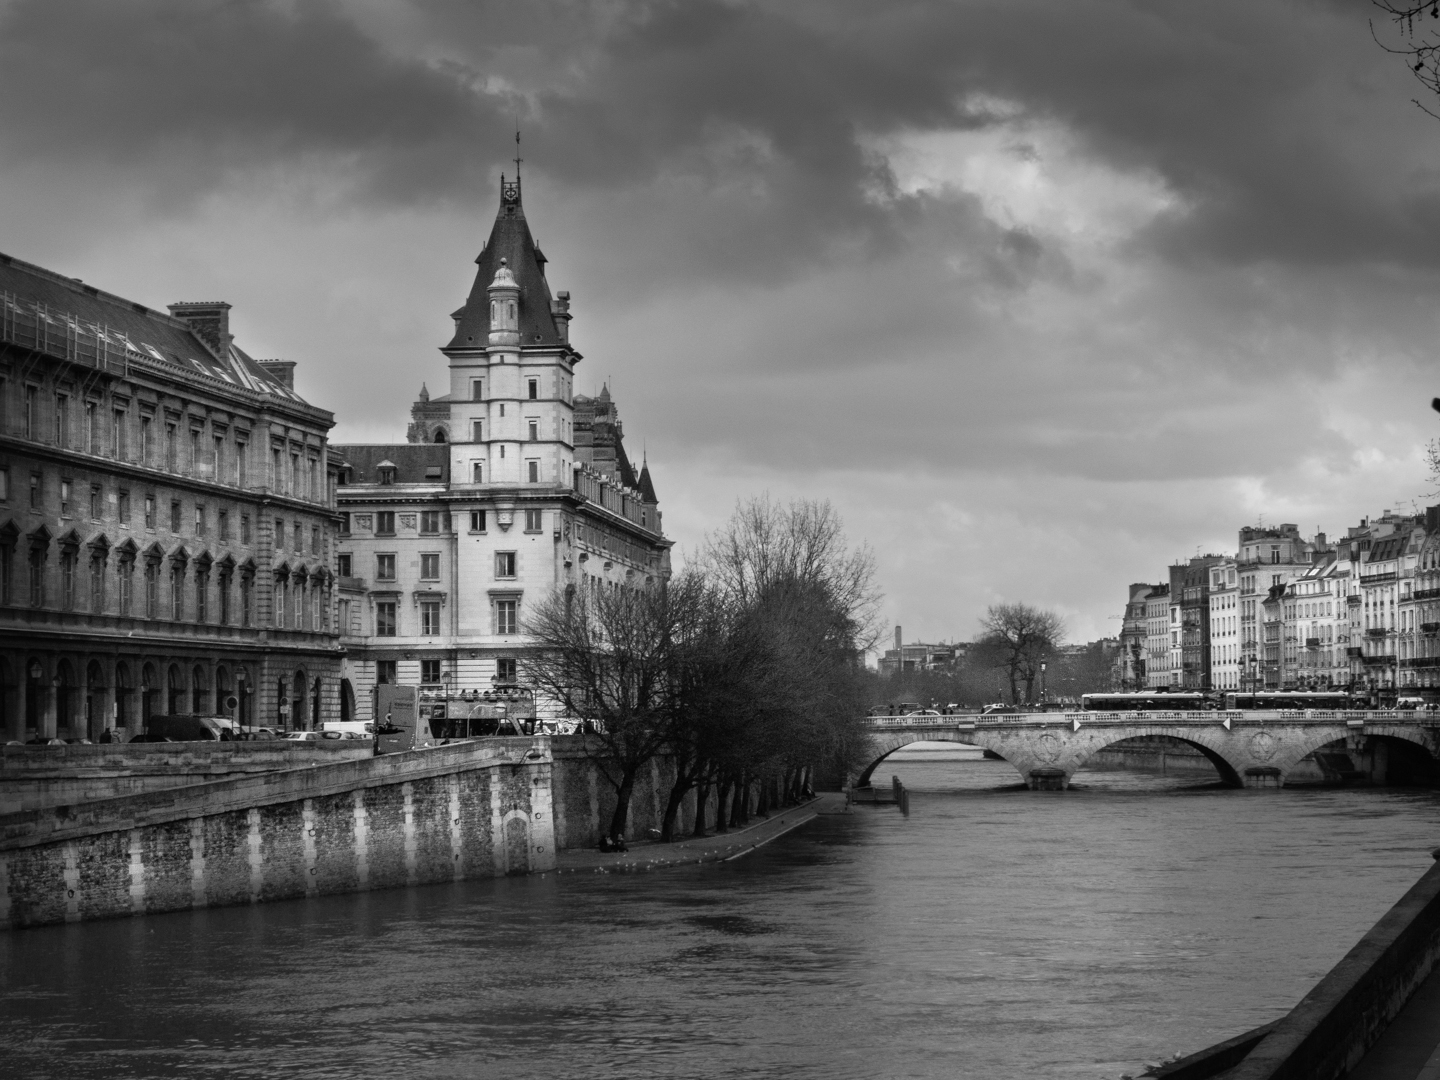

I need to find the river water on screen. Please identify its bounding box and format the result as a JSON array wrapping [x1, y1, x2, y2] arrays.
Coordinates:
[[3, 759, 1440, 1080]]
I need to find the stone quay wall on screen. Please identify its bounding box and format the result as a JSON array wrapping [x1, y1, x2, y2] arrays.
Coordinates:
[[0, 742, 373, 815], [0, 738, 555, 931]]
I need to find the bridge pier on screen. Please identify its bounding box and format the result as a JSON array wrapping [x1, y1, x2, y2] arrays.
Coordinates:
[[1026, 768, 1069, 791], [1243, 766, 1283, 789]]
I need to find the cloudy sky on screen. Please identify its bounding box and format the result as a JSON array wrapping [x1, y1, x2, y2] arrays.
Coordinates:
[[3, 0, 1440, 646]]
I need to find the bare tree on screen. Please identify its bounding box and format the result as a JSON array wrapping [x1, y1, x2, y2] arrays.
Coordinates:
[[525, 571, 708, 840], [1372, 3, 1440, 118], [976, 602, 1066, 705]]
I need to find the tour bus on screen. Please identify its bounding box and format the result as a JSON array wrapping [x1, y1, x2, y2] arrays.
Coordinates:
[[1080, 692, 1208, 712], [1223, 691, 1354, 712]]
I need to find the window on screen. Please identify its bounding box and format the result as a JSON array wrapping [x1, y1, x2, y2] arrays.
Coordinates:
[[496, 657, 517, 683], [170, 500, 181, 532], [118, 558, 132, 616], [293, 520, 302, 551], [375, 511, 395, 536], [309, 458, 318, 498], [170, 565, 184, 620], [89, 484, 102, 520], [165, 423, 178, 471], [472, 462, 483, 483], [30, 472, 40, 509], [339, 512, 351, 535], [420, 657, 441, 683], [60, 479, 71, 517], [189, 428, 201, 474], [291, 454, 301, 496], [495, 600, 517, 635], [471, 379, 484, 402], [195, 505, 205, 536], [495, 551, 516, 578], [499, 403, 505, 417], [527, 460, 539, 483], [89, 552, 105, 613], [311, 526, 320, 554], [379, 466, 395, 485], [219, 510, 229, 541], [240, 574, 252, 626], [60, 551, 75, 610], [140, 414, 152, 464], [271, 447, 283, 491], [376, 660, 397, 684], [83, 400, 97, 452], [420, 553, 440, 580], [28, 547, 43, 607], [114, 410, 127, 458], [524, 509, 542, 533], [376, 601, 397, 637], [527, 378, 538, 400], [24, 385, 37, 440], [144, 561, 158, 618], [0, 468, 7, 501], [376, 553, 396, 581], [53, 394, 68, 447], [236, 440, 247, 486], [0, 543, 10, 605], [196, 568, 208, 623], [214, 435, 224, 479], [421, 602, 441, 636], [241, 515, 251, 544], [469, 510, 486, 532], [274, 579, 286, 627], [527, 419, 538, 442], [420, 510, 440, 535], [219, 572, 230, 624], [337, 553, 352, 577], [118, 490, 131, 525], [275, 519, 285, 549]]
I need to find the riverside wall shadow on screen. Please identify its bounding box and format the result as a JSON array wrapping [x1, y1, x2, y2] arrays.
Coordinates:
[[0, 741, 373, 814], [0, 738, 555, 930], [1158, 856, 1440, 1079]]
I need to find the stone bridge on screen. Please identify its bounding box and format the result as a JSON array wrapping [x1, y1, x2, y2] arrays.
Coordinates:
[[859, 711, 1440, 790]]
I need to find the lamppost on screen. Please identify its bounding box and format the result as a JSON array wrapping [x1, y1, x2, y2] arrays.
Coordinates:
[[1040, 661, 1048, 704]]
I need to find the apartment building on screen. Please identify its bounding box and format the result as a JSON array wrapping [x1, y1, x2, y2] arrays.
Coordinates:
[[0, 253, 342, 739]]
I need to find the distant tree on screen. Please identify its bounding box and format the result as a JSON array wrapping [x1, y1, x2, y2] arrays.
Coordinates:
[[976, 603, 1066, 705]]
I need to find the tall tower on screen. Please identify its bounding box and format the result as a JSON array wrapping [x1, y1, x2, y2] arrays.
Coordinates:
[[442, 174, 577, 490]]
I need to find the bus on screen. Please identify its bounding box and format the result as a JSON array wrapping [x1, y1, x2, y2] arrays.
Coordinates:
[[1223, 691, 1354, 711], [1080, 692, 1208, 712]]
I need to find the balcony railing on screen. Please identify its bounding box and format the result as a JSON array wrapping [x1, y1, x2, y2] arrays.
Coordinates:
[[1361, 572, 1398, 585], [1413, 588, 1440, 602], [1366, 627, 1389, 638]]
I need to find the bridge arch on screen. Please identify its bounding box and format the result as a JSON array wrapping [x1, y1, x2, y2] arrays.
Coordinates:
[[1068, 729, 1244, 788], [1271, 725, 1440, 786], [856, 729, 1023, 787]]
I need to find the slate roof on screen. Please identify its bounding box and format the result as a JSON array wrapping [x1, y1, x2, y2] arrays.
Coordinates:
[[332, 443, 449, 484], [446, 179, 562, 351], [639, 461, 657, 503], [0, 251, 311, 405]]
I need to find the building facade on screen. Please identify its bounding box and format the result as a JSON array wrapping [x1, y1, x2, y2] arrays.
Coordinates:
[[1207, 560, 1239, 690], [0, 253, 342, 740], [1144, 583, 1171, 689], [1117, 583, 1152, 690], [333, 176, 671, 720]]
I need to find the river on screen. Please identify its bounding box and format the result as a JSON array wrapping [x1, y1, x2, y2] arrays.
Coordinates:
[[3, 759, 1439, 1079]]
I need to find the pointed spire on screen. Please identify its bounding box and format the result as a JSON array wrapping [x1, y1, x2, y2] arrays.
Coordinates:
[[639, 458, 657, 504], [444, 175, 562, 353], [418, 382, 429, 403], [598, 381, 611, 402]]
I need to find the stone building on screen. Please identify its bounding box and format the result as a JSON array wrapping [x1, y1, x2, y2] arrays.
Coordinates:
[[332, 175, 671, 719], [0, 252, 342, 740], [1206, 560, 1239, 690], [1144, 583, 1171, 689], [1117, 582, 1152, 690]]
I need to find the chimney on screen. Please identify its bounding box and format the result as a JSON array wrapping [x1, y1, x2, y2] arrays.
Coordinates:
[[552, 291, 571, 344], [168, 301, 234, 356], [257, 360, 296, 389], [894, 625, 902, 652]]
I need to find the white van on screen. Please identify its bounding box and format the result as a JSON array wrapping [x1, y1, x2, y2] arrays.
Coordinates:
[[321, 721, 375, 738]]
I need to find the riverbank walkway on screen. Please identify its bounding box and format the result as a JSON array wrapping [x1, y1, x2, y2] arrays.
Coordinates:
[[1346, 964, 1440, 1079], [553, 792, 848, 874]]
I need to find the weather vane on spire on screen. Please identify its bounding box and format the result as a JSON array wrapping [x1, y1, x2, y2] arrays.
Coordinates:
[[514, 127, 522, 183]]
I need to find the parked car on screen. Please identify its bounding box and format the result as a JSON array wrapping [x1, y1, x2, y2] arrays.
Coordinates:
[[281, 731, 323, 742], [133, 715, 224, 742], [904, 709, 942, 717]]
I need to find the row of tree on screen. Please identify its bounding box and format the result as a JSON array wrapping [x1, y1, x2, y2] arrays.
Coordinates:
[[526, 497, 880, 842]]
